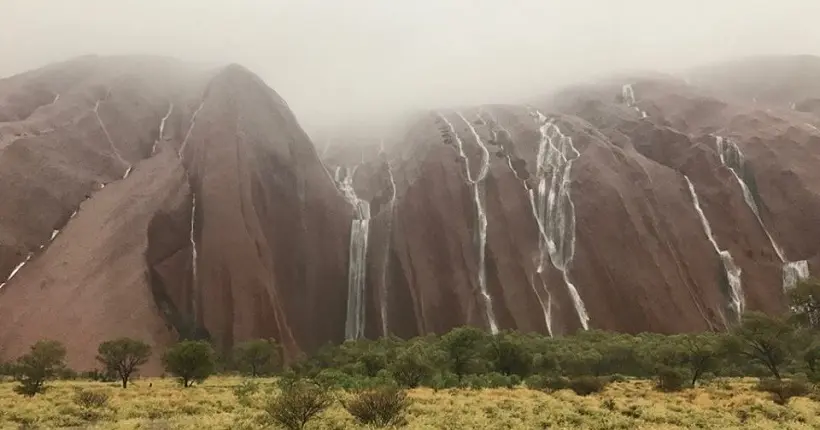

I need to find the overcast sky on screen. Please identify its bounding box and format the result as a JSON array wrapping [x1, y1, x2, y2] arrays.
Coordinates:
[[3, 1, 820, 131]]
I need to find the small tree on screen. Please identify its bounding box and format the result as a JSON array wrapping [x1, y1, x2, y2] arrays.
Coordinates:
[[162, 340, 216, 387], [265, 379, 333, 430], [13, 340, 67, 396], [343, 386, 410, 427], [96, 338, 152, 388], [802, 339, 820, 380], [389, 343, 435, 388], [789, 278, 820, 330], [440, 326, 491, 380], [233, 339, 281, 377], [727, 312, 795, 379], [490, 333, 533, 378], [681, 333, 721, 386]]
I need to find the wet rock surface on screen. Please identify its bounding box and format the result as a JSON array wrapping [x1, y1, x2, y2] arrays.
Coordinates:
[[1, 55, 819, 372]]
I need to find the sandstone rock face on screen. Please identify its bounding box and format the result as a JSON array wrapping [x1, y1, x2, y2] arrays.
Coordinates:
[[1, 55, 819, 372], [0, 57, 351, 371]]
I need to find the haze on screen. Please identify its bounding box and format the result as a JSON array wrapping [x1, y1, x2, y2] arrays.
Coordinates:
[[3, 0, 820, 133]]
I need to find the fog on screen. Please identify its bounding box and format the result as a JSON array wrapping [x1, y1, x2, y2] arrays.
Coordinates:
[[3, 0, 820, 132]]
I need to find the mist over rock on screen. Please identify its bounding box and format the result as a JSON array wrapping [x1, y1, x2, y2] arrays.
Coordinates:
[[1, 55, 818, 372]]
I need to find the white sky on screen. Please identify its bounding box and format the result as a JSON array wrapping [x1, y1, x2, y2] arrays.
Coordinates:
[[2, 1, 820, 130]]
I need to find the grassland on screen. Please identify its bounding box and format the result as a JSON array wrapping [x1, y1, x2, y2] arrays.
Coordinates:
[[0, 377, 817, 429]]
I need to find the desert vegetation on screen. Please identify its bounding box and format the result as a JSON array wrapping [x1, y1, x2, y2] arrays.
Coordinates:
[[0, 279, 818, 428]]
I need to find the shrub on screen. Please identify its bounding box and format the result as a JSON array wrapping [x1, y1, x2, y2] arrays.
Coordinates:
[[161, 340, 216, 387], [656, 367, 690, 392], [490, 334, 533, 378], [461, 372, 518, 389], [567, 376, 608, 396], [12, 340, 67, 397], [96, 338, 152, 388], [525, 375, 569, 392], [81, 369, 117, 382], [389, 345, 435, 388], [265, 379, 333, 430], [756, 378, 812, 405], [73, 388, 110, 409], [233, 339, 281, 377], [429, 372, 459, 391], [233, 379, 261, 407], [72, 388, 111, 422], [440, 327, 492, 380], [343, 386, 410, 427]]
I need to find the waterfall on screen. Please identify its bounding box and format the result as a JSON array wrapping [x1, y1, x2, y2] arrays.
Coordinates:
[[340, 166, 371, 340], [531, 109, 589, 330], [684, 176, 744, 319], [0, 252, 33, 289], [379, 142, 397, 337], [622, 84, 636, 106], [93, 99, 130, 177], [621, 84, 647, 118], [178, 102, 205, 158], [483, 111, 553, 334], [437, 112, 499, 334], [783, 261, 810, 291], [189, 194, 198, 307], [152, 103, 174, 155], [715, 136, 809, 290]]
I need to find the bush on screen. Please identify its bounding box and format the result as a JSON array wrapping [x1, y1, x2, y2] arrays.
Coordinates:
[[389, 345, 435, 388], [315, 368, 366, 390], [162, 340, 216, 387], [343, 386, 410, 427], [81, 369, 117, 382], [656, 367, 690, 392], [756, 378, 812, 405], [73, 388, 110, 409], [72, 388, 111, 422], [233, 379, 261, 407], [265, 379, 333, 430], [429, 372, 460, 391], [567, 376, 608, 396], [13, 340, 67, 397], [96, 337, 152, 388], [460, 372, 518, 389], [233, 339, 281, 377], [525, 375, 569, 392]]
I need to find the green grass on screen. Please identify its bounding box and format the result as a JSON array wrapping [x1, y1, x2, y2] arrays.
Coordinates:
[[0, 377, 817, 429]]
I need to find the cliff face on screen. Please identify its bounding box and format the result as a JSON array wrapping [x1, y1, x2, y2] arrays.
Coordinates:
[[1, 55, 819, 371], [0, 57, 351, 371]]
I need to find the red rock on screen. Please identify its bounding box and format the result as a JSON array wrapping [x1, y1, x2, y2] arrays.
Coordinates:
[[2, 55, 820, 372]]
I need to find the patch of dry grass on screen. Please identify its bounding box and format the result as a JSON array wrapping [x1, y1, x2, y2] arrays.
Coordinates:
[[0, 377, 816, 429]]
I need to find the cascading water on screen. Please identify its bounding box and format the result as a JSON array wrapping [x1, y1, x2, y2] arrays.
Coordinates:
[[531, 109, 590, 330], [684, 176, 744, 320], [438, 112, 499, 334], [189, 194, 198, 293], [378, 141, 397, 337], [93, 99, 131, 178], [0, 252, 33, 289], [622, 84, 636, 106], [621, 84, 647, 118], [152, 103, 174, 155], [340, 166, 371, 340], [715, 136, 810, 290], [178, 102, 205, 157], [482, 111, 553, 334], [176, 101, 206, 322]]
